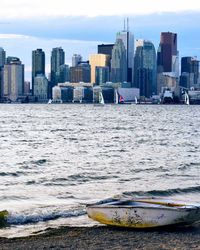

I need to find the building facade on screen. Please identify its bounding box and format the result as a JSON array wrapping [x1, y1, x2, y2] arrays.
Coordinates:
[[0, 47, 6, 99], [3, 57, 24, 102], [134, 40, 157, 97], [110, 38, 127, 83], [72, 54, 82, 67], [180, 57, 199, 89], [95, 66, 109, 85], [89, 54, 110, 84], [34, 74, 48, 102], [32, 49, 45, 95], [50, 47, 65, 86], [70, 63, 91, 83]]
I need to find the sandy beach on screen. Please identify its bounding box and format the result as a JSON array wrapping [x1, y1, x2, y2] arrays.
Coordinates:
[[0, 225, 200, 250]]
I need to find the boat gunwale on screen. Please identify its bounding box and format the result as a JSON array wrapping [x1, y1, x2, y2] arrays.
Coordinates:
[[86, 204, 198, 211]]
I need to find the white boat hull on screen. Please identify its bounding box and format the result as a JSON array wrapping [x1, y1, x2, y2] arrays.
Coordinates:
[[86, 199, 200, 228]]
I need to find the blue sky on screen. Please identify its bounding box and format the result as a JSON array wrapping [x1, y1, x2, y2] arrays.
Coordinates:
[[0, 0, 200, 81]]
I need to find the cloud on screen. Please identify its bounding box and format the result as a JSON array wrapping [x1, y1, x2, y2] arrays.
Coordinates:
[[0, 0, 200, 19]]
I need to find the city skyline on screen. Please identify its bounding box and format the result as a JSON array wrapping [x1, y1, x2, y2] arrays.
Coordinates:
[[0, 1, 199, 82]]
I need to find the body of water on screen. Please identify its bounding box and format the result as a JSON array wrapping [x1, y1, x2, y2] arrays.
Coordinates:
[[0, 104, 200, 237]]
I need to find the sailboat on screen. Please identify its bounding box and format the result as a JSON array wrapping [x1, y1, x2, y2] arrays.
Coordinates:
[[99, 92, 105, 105], [94, 91, 105, 106], [115, 90, 119, 104], [185, 92, 190, 105]]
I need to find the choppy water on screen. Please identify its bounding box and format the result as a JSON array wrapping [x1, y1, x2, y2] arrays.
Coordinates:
[[0, 104, 200, 237]]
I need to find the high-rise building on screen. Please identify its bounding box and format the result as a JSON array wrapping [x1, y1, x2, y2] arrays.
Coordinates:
[[98, 44, 114, 58], [0, 47, 6, 99], [95, 66, 109, 85], [116, 20, 134, 83], [180, 57, 199, 89], [110, 38, 127, 83], [70, 63, 91, 83], [51, 47, 65, 86], [72, 54, 82, 67], [157, 32, 178, 75], [89, 54, 110, 84], [157, 32, 179, 95], [32, 49, 45, 95], [34, 74, 48, 102], [134, 40, 157, 97], [3, 57, 24, 102]]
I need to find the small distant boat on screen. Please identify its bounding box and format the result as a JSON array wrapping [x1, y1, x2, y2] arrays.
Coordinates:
[[86, 197, 200, 228], [94, 92, 105, 106], [47, 99, 52, 104]]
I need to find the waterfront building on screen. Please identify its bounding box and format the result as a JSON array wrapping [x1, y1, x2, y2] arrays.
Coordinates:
[[72, 54, 82, 67], [24, 81, 31, 95], [95, 66, 109, 85], [180, 57, 199, 89], [110, 38, 127, 83], [157, 32, 179, 95], [70, 63, 91, 83], [50, 47, 65, 86], [3, 57, 24, 102], [34, 74, 48, 102], [32, 49, 45, 95], [116, 20, 135, 83], [0, 47, 6, 99], [98, 44, 114, 58], [134, 39, 156, 97], [57, 64, 70, 83], [89, 54, 110, 84]]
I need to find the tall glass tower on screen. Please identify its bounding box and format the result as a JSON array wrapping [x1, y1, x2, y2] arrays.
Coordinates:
[[110, 38, 127, 83], [0, 47, 6, 98], [51, 47, 65, 86], [134, 40, 156, 97], [116, 19, 134, 84], [32, 49, 45, 95]]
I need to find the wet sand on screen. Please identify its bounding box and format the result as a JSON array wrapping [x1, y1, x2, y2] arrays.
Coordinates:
[[0, 225, 200, 250]]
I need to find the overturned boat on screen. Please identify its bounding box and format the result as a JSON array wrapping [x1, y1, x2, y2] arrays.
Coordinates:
[[86, 197, 200, 228]]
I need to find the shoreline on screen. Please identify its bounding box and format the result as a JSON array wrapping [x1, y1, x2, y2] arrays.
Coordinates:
[[0, 225, 200, 249]]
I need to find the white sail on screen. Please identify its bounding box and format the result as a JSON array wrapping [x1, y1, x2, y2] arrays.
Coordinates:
[[135, 96, 138, 104], [115, 90, 118, 104], [99, 92, 105, 105], [185, 92, 190, 105]]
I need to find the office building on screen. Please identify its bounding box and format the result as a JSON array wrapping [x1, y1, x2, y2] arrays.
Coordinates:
[[134, 40, 157, 97], [180, 57, 199, 89], [50, 47, 65, 86], [157, 32, 179, 95], [3, 57, 24, 102], [0, 47, 6, 99], [70, 63, 91, 83], [34, 74, 48, 102], [89, 54, 110, 84], [32, 49, 45, 95], [110, 38, 127, 83], [72, 54, 82, 67], [116, 19, 134, 83], [95, 66, 109, 85]]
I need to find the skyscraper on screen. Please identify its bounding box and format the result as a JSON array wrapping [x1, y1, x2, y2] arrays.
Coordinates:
[[134, 40, 156, 97], [51, 47, 65, 86], [89, 54, 110, 84], [32, 49, 45, 95], [0, 47, 6, 99], [157, 32, 178, 75], [116, 19, 134, 83], [157, 32, 179, 95], [110, 38, 127, 83], [3, 57, 24, 102], [72, 54, 82, 67], [180, 57, 199, 89]]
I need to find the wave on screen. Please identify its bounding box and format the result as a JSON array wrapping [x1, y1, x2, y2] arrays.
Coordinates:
[[123, 185, 200, 197], [4, 208, 86, 226]]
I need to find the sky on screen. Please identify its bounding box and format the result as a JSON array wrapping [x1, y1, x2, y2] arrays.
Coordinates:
[[0, 0, 200, 81]]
